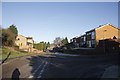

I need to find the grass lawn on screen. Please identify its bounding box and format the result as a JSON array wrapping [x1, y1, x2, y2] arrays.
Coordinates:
[[0, 48, 2, 61], [0, 47, 29, 61], [0, 47, 55, 61], [0, 47, 44, 61]]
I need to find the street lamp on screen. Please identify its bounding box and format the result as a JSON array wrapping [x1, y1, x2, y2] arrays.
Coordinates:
[[103, 30, 107, 54]]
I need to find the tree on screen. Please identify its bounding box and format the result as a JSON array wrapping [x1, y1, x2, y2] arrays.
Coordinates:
[[43, 42, 47, 51], [34, 42, 43, 50], [0, 26, 2, 38], [39, 42, 43, 50], [8, 24, 18, 37], [46, 42, 50, 48], [34, 41, 49, 51], [2, 28, 16, 46], [62, 37, 69, 45], [33, 43, 40, 50], [53, 37, 63, 47], [0, 27, 2, 46], [1, 24, 18, 47]]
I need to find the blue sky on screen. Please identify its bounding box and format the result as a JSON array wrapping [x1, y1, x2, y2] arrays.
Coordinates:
[[2, 2, 118, 43], [1, 0, 120, 2]]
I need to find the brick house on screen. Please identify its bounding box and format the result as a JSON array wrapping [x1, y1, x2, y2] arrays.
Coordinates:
[[71, 23, 120, 48], [86, 23, 120, 48]]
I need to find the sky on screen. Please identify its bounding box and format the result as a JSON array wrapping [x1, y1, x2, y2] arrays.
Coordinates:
[[2, 2, 118, 43], [1, 0, 120, 2]]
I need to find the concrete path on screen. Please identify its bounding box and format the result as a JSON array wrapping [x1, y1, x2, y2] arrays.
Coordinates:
[[101, 65, 119, 78]]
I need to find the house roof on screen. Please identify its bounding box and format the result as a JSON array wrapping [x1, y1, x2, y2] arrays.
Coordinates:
[[26, 37, 33, 39], [86, 23, 120, 33], [17, 34, 26, 38], [80, 34, 86, 37], [71, 23, 119, 40], [96, 23, 120, 30], [17, 34, 33, 40]]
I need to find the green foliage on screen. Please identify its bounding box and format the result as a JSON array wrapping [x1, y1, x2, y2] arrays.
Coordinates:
[[1, 24, 18, 47], [39, 42, 44, 50], [43, 42, 47, 51], [2, 28, 16, 46], [1, 47, 33, 61], [33, 41, 49, 51], [46, 42, 50, 48], [0, 27, 2, 38], [8, 24, 18, 36], [65, 37, 69, 44], [62, 37, 69, 45], [33, 44, 39, 50]]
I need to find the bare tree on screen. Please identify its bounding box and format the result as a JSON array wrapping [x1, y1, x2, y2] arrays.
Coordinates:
[[53, 37, 63, 47]]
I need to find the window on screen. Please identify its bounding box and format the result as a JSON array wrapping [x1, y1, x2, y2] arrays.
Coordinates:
[[92, 40, 95, 44], [27, 42, 32, 46], [87, 32, 91, 35], [27, 42, 29, 45], [91, 31, 95, 39], [18, 38, 20, 40], [21, 43, 22, 46], [87, 35, 91, 41], [88, 41, 92, 47], [83, 36, 86, 41]]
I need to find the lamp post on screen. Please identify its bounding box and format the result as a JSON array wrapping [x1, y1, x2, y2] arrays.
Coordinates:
[[103, 30, 107, 54]]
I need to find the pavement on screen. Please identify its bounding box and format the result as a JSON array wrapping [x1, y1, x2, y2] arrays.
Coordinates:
[[101, 65, 119, 78], [0, 52, 119, 79]]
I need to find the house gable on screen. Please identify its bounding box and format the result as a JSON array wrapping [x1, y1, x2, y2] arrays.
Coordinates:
[[95, 24, 119, 44]]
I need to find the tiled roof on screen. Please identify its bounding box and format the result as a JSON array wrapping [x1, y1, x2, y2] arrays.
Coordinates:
[[96, 23, 120, 30], [86, 23, 119, 32], [26, 37, 33, 39]]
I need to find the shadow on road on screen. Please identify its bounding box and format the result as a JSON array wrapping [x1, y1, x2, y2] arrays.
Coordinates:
[[12, 68, 21, 80], [26, 52, 119, 78], [27, 55, 49, 78]]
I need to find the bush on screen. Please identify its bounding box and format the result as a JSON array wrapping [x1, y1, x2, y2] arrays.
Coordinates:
[[2, 29, 16, 47]]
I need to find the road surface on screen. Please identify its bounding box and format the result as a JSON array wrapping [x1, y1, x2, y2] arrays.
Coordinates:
[[1, 52, 119, 79]]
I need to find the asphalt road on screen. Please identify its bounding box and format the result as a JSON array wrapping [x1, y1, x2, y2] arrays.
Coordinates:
[[1, 52, 119, 79]]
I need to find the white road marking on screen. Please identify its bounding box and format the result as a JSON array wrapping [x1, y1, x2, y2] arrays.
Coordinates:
[[38, 75, 42, 78], [28, 59, 45, 78], [28, 75, 33, 78], [28, 58, 49, 78], [38, 61, 48, 78], [33, 61, 45, 75], [55, 52, 80, 56]]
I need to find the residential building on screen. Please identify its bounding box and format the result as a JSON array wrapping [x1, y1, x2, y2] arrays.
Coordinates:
[[86, 23, 120, 48], [71, 23, 120, 48], [75, 37, 80, 48], [70, 37, 80, 48], [86, 29, 96, 48], [80, 34, 86, 47], [15, 34, 34, 52]]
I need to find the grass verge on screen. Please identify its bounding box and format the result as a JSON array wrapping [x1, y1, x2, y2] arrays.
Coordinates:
[[0, 47, 45, 61]]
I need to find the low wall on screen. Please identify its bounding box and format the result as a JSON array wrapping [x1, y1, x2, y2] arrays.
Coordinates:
[[62, 48, 108, 55]]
